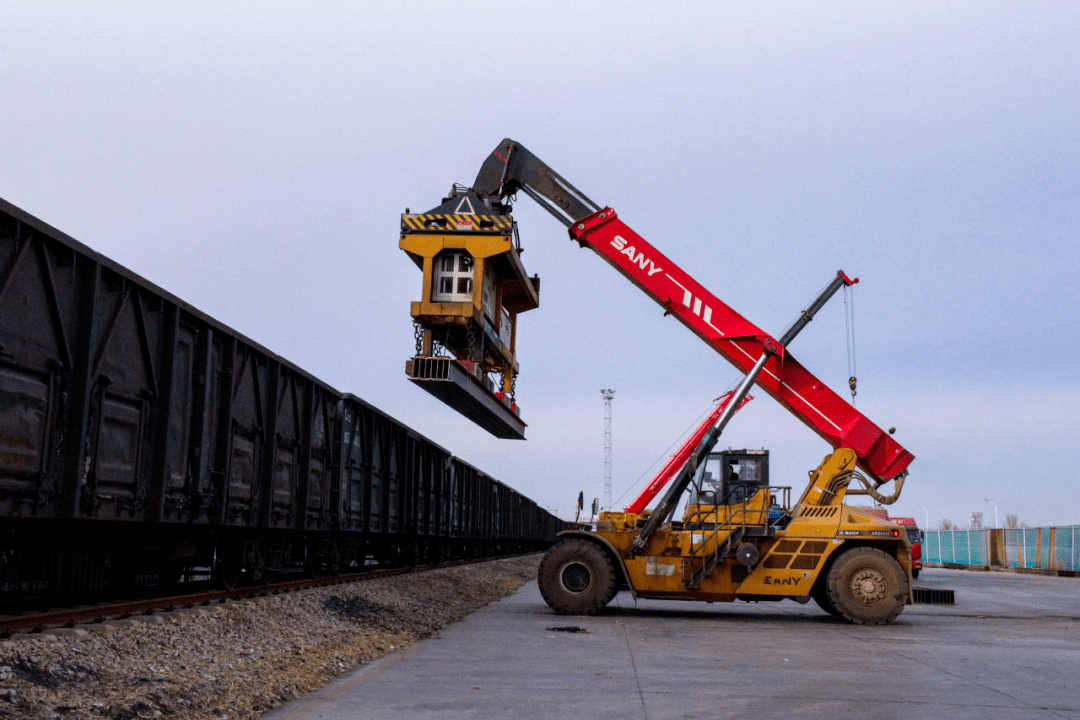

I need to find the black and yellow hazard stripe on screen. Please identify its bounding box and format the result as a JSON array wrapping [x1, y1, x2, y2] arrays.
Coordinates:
[[401, 213, 513, 232]]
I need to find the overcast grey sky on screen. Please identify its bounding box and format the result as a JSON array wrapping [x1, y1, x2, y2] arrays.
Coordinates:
[[2, 2, 1077, 527]]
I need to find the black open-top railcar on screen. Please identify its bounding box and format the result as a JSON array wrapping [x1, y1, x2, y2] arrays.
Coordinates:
[[0, 198, 563, 608]]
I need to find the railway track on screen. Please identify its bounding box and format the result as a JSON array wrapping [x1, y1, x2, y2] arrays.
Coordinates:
[[0, 553, 538, 636]]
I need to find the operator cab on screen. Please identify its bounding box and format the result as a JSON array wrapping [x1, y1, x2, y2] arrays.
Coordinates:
[[688, 449, 769, 506], [686, 448, 789, 532]]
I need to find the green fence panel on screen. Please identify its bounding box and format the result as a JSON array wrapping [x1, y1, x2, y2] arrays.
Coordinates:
[[928, 526, 1079, 570]]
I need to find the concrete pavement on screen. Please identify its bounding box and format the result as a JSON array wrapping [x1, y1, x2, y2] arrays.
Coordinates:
[[265, 568, 1080, 720]]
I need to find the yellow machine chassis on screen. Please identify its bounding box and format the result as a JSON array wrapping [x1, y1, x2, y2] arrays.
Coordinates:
[[559, 448, 913, 604]]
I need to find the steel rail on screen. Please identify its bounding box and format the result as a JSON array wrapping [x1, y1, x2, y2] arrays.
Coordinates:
[[0, 553, 540, 636]]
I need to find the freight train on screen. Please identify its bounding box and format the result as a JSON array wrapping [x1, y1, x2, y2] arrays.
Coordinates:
[[0, 197, 564, 610]]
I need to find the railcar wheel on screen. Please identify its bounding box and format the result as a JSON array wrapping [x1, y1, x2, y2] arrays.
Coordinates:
[[826, 547, 908, 625], [250, 543, 274, 586], [403, 539, 420, 567], [213, 540, 243, 590], [302, 544, 318, 579], [537, 539, 617, 616], [326, 542, 342, 576]]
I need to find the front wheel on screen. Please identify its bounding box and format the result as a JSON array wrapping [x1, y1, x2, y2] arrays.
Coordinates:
[[826, 547, 908, 625], [537, 539, 618, 615]]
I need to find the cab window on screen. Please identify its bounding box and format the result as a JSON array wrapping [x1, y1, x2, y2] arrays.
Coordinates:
[[689, 456, 723, 505]]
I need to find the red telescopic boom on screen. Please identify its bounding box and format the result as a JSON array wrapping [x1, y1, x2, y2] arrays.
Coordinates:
[[624, 392, 753, 515], [568, 208, 911, 482], [470, 139, 914, 486]]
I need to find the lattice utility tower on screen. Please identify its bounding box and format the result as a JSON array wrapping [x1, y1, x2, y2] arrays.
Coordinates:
[[601, 389, 615, 512]]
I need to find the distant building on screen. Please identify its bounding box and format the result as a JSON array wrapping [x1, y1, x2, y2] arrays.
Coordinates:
[[970, 511, 983, 530]]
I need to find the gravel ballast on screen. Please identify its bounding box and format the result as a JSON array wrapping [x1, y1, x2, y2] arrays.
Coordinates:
[[0, 555, 540, 720]]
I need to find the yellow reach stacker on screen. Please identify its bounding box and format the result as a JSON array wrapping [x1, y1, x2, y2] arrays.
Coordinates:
[[401, 139, 916, 624], [543, 447, 913, 624]]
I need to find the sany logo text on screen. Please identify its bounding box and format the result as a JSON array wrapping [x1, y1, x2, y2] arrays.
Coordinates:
[[611, 236, 664, 277]]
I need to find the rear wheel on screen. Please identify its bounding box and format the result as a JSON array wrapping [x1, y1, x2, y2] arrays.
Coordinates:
[[811, 578, 842, 617], [826, 547, 908, 625], [537, 539, 618, 615]]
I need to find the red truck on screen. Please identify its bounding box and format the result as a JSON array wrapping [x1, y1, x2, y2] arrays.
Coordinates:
[[890, 517, 923, 578]]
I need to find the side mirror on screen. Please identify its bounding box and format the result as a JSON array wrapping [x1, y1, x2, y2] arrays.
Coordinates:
[[592, 498, 600, 516]]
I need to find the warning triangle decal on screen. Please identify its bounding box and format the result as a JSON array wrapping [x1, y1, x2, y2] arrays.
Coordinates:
[[454, 196, 476, 215]]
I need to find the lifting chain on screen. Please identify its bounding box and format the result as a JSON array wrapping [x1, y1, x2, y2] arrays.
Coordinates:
[[466, 320, 480, 362], [510, 372, 518, 403], [432, 328, 450, 358], [413, 322, 424, 356]]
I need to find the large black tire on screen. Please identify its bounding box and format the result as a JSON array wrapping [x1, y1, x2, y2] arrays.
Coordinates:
[[811, 578, 842, 617], [826, 547, 908, 625], [537, 539, 618, 615]]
